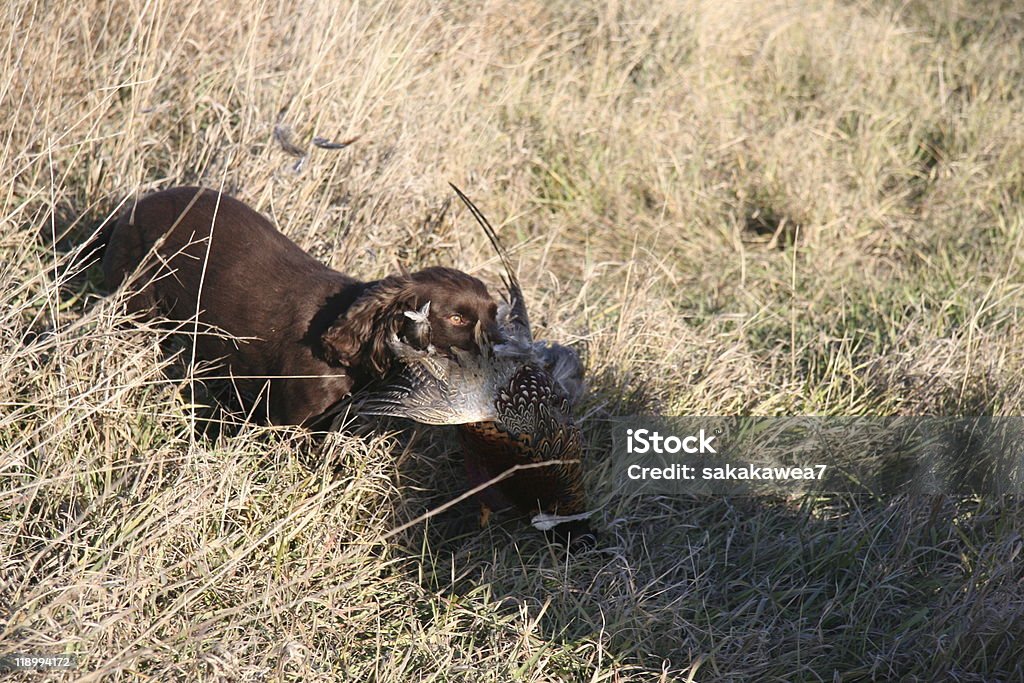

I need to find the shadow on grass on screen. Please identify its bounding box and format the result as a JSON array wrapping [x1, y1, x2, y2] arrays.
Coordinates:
[[403, 483, 1023, 680], [387, 371, 1024, 680]]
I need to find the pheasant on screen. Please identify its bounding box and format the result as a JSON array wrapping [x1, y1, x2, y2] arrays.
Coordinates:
[[360, 185, 592, 544]]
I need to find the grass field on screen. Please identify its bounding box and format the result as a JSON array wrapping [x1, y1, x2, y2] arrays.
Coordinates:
[[3, 0, 1024, 680]]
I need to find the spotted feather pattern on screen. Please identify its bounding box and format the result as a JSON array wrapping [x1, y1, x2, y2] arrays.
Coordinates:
[[458, 363, 586, 517]]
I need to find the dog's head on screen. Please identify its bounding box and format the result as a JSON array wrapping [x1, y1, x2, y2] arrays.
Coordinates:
[[321, 266, 500, 376]]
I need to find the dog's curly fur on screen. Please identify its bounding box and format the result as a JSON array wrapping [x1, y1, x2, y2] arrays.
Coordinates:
[[102, 186, 499, 426]]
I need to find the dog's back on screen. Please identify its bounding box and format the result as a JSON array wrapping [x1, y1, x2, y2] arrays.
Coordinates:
[[103, 186, 359, 425], [104, 187, 339, 311]]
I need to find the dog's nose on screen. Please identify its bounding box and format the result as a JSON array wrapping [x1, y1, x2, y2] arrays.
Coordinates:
[[472, 319, 506, 348], [484, 320, 506, 345]]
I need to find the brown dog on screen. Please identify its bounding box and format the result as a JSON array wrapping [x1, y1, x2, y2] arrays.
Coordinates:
[[102, 186, 499, 426]]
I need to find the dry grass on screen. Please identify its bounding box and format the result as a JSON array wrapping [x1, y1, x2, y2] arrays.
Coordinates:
[[3, 0, 1024, 680]]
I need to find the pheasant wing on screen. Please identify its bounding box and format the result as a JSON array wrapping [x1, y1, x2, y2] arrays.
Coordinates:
[[358, 338, 501, 425]]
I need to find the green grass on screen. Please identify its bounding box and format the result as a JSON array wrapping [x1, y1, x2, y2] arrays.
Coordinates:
[[2, 0, 1024, 680]]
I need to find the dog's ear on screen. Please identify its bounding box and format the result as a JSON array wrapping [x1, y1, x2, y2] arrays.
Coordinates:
[[321, 276, 417, 375]]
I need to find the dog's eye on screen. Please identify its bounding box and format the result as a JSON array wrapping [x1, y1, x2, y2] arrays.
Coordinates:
[[447, 314, 470, 327]]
